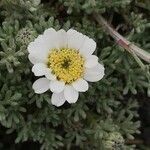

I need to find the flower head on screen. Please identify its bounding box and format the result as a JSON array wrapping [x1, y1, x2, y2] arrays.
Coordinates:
[[16, 28, 36, 45], [28, 28, 105, 107], [103, 132, 125, 150]]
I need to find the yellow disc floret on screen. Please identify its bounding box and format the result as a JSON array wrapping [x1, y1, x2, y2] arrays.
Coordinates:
[[47, 48, 85, 84]]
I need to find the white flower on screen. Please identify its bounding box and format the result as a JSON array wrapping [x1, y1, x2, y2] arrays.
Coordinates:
[[28, 28, 105, 107]]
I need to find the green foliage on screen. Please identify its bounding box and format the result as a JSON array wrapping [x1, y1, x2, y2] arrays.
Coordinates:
[[0, 0, 150, 149], [103, 132, 125, 150]]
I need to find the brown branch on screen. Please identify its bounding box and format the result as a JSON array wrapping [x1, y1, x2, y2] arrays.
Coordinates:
[[126, 139, 144, 145], [93, 12, 150, 63]]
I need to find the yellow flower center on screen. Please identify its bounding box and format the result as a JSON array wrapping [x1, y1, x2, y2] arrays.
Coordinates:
[[47, 48, 85, 84]]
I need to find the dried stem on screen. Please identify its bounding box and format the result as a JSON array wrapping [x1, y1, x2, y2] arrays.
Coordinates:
[[126, 139, 144, 145], [93, 12, 150, 63]]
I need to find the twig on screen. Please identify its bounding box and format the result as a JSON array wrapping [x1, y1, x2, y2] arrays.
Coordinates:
[[126, 139, 144, 145], [93, 12, 150, 63]]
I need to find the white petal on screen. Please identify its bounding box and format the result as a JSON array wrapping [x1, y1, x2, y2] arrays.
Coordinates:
[[43, 28, 56, 36], [28, 28, 57, 56], [28, 53, 39, 64], [28, 37, 49, 55], [84, 63, 105, 82], [32, 78, 50, 94], [28, 41, 37, 53], [32, 63, 47, 76], [79, 36, 96, 57], [49, 80, 65, 93], [57, 29, 67, 48], [43, 28, 59, 49], [72, 78, 89, 92], [64, 85, 79, 103], [84, 74, 104, 82], [67, 29, 85, 50], [45, 68, 56, 80], [28, 28, 59, 65], [85, 55, 98, 68], [51, 92, 66, 107], [28, 52, 47, 64]]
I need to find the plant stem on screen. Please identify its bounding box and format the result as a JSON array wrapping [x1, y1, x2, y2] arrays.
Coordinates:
[[93, 12, 150, 63]]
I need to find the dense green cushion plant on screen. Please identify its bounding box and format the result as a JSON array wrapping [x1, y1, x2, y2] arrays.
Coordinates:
[[0, 0, 149, 149]]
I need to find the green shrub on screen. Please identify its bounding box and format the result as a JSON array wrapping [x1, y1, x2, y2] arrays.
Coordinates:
[[0, 0, 150, 149]]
